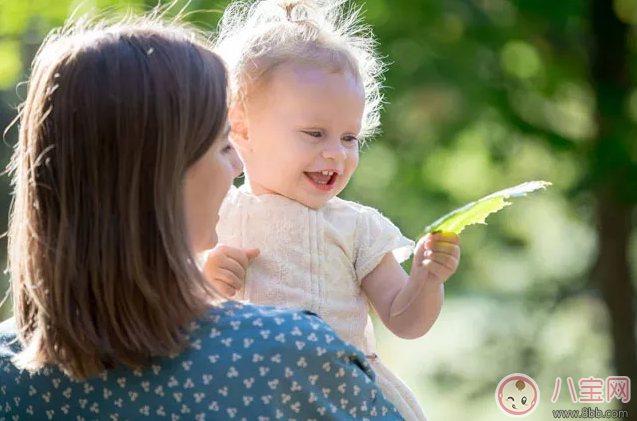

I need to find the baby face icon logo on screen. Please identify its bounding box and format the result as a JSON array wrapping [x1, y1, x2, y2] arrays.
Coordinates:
[[495, 373, 540, 417]]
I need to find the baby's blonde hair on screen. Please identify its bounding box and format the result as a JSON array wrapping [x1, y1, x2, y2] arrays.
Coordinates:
[[214, 0, 385, 139]]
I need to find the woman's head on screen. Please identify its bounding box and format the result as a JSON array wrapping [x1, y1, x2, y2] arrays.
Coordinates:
[[7, 12, 240, 380], [215, 0, 383, 209]]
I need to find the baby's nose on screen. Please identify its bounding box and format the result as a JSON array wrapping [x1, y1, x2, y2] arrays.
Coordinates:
[[322, 145, 347, 161]]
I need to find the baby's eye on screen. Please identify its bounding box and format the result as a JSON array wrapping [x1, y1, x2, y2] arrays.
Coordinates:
[[302, 131, 322, 138], [521, 397, 527, 405], [221, 143, 235, 154], [342, 135, 359, 143], [506, 397, 514, 401]]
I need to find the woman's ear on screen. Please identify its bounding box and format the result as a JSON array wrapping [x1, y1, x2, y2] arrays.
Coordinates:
[[228, 105, 249, 151]]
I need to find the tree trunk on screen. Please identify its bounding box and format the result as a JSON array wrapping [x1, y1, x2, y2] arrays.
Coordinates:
[[589, 0, 636, 417]]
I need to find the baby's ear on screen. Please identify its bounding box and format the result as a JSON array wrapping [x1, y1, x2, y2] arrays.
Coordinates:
[[228, 105, 249, 149]]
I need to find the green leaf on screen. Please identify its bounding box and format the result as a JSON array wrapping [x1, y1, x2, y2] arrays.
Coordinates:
[[424, 181, 552, 235]]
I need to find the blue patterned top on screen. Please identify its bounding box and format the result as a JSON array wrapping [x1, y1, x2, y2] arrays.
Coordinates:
[[0, 301, 403, 420]]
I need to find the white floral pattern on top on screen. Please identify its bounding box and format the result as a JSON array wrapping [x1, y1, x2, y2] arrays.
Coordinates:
[[0, 301, 404, 421]]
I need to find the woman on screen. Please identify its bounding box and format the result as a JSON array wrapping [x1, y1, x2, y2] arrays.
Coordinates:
[[0, 12, 404, 420]]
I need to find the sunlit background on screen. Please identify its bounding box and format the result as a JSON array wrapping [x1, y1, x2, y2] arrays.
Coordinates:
[[1, 0, 635, 419]]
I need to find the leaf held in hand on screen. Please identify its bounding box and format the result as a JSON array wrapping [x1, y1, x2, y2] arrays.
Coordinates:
[[424, 181, 552, 235]]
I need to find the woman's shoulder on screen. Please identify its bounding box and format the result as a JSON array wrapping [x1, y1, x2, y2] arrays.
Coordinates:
[[0, 304, 403, 420], [0, 317, 23, 403], [0, 302, 330, 361], [0, 317, 19, 359], [199, 300, 329, 338], [193, 301, 365, 371]]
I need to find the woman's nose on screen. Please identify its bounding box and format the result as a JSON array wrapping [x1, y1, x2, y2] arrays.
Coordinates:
[[230, 148, 244, 178]]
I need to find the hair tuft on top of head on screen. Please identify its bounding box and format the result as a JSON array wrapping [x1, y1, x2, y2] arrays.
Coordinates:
[[214, 0, 386, 140], [280, 0, 316, 22]]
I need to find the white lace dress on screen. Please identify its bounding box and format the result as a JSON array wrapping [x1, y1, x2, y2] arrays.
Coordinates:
[[217, 184, 428, 421]]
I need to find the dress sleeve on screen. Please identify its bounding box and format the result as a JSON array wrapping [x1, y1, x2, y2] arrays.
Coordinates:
[[354, 206, 415, 282], [264, 308, 406, 420]]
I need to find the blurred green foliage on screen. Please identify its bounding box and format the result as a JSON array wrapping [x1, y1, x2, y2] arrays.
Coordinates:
[[0, 0, 635, 419]]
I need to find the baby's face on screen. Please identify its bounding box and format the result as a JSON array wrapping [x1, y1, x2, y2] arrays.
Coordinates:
[[498, 379, 536, 415], [235, 62, 364, 209]]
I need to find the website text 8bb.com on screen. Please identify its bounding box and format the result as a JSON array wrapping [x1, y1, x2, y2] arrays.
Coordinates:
[[552, 407, 629, 419]]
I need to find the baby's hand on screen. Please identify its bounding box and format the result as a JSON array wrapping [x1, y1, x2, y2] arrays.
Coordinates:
[[202, 245, 260, 296], [411, 232, 460, 286]]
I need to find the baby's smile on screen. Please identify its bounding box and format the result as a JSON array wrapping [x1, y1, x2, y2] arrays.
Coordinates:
[[304, 170, 339, 191]]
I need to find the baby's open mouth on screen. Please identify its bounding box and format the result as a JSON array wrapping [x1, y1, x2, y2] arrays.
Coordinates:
[[305, 171, 338, 189], [512, 404, 517, 410]]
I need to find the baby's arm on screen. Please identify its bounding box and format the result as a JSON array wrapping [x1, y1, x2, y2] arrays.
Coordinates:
[[361, 233, 460, 339]]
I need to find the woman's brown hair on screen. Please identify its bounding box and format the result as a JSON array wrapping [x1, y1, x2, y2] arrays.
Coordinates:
[[5, 12, 227, 380]]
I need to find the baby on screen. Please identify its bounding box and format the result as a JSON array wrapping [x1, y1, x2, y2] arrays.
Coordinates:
[[204, 1, 461, 419]]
